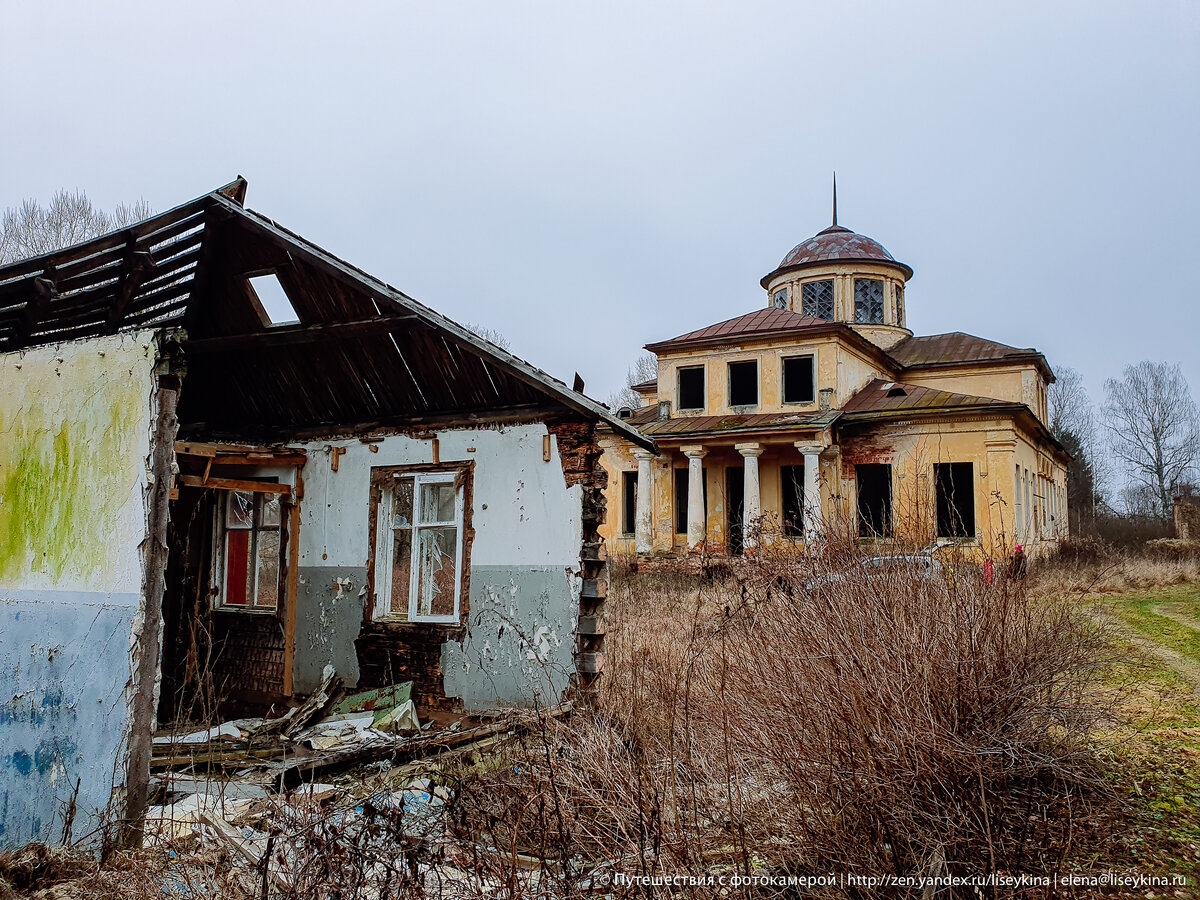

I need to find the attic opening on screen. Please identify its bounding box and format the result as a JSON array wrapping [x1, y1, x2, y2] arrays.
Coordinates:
[[248, 273, 300, 326]]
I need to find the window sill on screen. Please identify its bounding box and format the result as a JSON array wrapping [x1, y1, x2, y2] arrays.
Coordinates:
[[370, 616, 464, 629], [213, 605, 280, 617]]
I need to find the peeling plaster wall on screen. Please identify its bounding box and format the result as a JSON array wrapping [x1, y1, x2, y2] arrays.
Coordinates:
[[293, 424, 582, 708], [0, 332, 157, 847]]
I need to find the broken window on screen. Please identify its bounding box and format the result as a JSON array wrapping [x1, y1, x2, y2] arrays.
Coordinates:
[[854, 278, 884, 324], [674, 467, 707, 534], [622, 471, 639, 536], [782, 355, 815, 404], [678, 366, 705, 411], [373, 470, 466, 623], [215, 490, 283, 610], [781, 464, 804, 537], [935, 462, 975, 539], [728, 360, 758, 407], [772, 287, 788, 309], [857, 464, 892, 537], [895, 284, 904, 325], [802, 279, 835, 320]]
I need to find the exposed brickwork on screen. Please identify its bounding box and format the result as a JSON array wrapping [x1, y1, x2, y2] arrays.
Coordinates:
[[211, 611, 288, 708], [355, 623, 467, 711]]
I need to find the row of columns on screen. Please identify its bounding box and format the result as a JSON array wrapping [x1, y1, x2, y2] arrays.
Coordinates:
[[632, 442, 824, 553]]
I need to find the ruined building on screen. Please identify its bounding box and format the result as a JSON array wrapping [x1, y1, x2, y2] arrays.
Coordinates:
[[0, 180, 654, 847], [600, 210, 1069, 558]]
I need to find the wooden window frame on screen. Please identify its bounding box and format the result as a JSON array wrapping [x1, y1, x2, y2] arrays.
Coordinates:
[[210, 484, 289, 614], [365, 461, 474, 627]]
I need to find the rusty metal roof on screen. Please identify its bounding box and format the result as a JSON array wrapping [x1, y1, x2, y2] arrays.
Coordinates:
[[888, 332, 1052, 380], [840, 379, 1012, 415], [646, 307, 831, 352], [761, 224, 913, 286], [0, 179, 655, 450]]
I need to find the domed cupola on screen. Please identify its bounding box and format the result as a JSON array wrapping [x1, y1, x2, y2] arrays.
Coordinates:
[[760, 185, 914, 350]]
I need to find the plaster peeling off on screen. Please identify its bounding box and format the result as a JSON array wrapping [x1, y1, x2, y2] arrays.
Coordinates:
[[522, 626, 556, 662], [331, 577, 353, 601]]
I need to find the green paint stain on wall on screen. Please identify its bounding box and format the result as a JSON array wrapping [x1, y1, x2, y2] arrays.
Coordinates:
[[0, 341, 150, 588]]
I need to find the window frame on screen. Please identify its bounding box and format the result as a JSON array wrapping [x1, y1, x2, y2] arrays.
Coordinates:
[[856, 463, 893, 538], [801, 278, 835, 320], [367, 463, 473, 626], [771, 286, 789, 309], [781, 354, 816, 405], [854, 278, 885, 325], [621, 470, 639, 536], [677, 365, 706, 411], [727, 359, 759, 408], [211, 486, 287, 614], [934, 462, 976, 540]]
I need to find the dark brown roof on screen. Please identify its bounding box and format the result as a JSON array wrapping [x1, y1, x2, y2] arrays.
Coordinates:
[[889, 332, 1052, 380], [761, 224, 913, 286], [841, 379, 1012, 415], [646, 307, 831, 352], [633, 410, 830, 438], [0, 179, 655, 450], [630, 378, 657, 394]]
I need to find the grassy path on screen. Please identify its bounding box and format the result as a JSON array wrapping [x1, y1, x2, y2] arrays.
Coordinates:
[[1105, 585, 1200, 692]]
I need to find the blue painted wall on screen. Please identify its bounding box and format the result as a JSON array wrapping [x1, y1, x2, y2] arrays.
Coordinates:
[[0, 589, 138, 847]]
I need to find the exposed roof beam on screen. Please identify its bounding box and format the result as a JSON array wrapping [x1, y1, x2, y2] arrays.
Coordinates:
[[181, 313, 419, 353]]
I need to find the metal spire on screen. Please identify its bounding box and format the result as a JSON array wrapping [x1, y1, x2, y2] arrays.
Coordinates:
[[832, 171, 838, 227]]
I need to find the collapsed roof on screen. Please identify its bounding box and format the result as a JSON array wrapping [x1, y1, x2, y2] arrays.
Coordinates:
[[0, 179, 654, 449]]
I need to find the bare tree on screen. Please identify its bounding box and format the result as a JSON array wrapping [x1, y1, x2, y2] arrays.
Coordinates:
[[1102, 361, 1200, 519], [1048, 364, 1108, 528], [464, 322, 512, 352], [0, 189, 153, 264], [606, 352, 657, 411]]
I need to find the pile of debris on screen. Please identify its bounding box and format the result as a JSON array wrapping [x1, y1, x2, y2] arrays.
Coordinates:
[[142, 673, 573, 895]]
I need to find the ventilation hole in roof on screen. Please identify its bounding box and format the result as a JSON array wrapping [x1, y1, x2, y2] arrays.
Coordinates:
[[616, 406, 634, 420], [886, 387, 908, 398], [249, 274, 299, 326]]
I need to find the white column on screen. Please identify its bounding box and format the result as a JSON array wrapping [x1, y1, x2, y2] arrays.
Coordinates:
[[633, 450, 655, 555], [682, 445, 707, 551], [795, 442, 823, 544], [736, 443, 765, 551]]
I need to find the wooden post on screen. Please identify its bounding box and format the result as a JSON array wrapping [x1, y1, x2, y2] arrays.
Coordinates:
[[120, 374, 179, 849]]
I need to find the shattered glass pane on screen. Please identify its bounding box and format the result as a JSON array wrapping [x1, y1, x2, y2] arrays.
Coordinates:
[[227, 491, 253, 529], [255, 530, 280, 608], [772, 288, 788, 309], [802, 280, 834, 320], [391, 477, 415, 528], [854, 279, 884, 324], [416, 526, 458, 617], [391, 528, 412, 616], [420, 482, 457, 524], [260, 495, 282, 528]]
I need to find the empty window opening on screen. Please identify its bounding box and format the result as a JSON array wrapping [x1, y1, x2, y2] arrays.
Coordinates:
[[895, 284, 905, 324], [678, 366, 705, 411], [728, 360, 759, 407], [935, 462, 975, 539], [886, 386, 908, 398], [802, 279, 835, 320], [857, 464, 893, 537], [373, 470, 466, 623], [854, 278, 884, 325], [214, 490, 282, 610], [782, 355, 815, 404], [621, 471, 639, 535], [249, 273, 300, 326], [772, 287, 788, 309], [781, 464, 805, 537], [674, 467, 707, 534]]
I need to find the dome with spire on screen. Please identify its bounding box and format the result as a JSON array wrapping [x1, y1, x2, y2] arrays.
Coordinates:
[[761, 224, 913, 286]]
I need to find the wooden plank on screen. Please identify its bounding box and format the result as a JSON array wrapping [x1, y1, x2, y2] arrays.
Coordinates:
[[182, 313, 418, 353], [177, 475, 291, 495], [282, 471, 302, 697]]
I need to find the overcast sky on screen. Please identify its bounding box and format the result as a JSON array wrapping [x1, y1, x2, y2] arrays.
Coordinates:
[[3, 1, 1197, 409]]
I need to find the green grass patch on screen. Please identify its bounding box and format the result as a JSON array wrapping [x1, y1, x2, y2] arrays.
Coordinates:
[[1106, 585, 1200, 664]]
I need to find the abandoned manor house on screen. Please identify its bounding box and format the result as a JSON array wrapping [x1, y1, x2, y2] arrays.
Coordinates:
[[0, 180, 654, 847], [599, 208, 1069, 558]]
